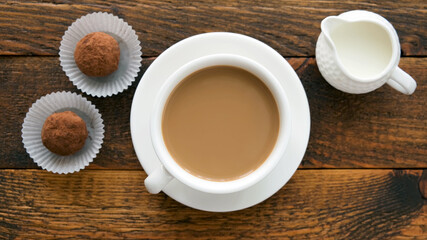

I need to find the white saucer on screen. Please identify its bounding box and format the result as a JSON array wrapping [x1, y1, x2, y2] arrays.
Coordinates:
[[130, 32, 310, 212]]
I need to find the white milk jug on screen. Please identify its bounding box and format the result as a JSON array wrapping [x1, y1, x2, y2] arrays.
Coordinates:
[[316, 10, 416, 95]]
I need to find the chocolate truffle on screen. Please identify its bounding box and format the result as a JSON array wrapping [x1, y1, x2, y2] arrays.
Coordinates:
[[74, 32, 120, 77], [41, 111, 88, 156]]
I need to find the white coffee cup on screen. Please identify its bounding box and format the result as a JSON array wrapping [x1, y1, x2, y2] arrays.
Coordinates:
[[145, 54, 292, 194]]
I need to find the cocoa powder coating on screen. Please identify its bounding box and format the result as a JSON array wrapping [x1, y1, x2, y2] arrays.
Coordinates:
[[41, 111, 88, 156], [74, 32, 120, 77]]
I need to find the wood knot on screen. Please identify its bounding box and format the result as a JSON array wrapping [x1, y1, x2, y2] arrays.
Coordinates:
[[419, 170, 427, 199]]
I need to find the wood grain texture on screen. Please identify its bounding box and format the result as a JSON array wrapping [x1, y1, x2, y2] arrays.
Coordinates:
[[0, 169, 425, 239], [0, 1, 425, 239], [0, 56, 425, 169], [0, 56, 152, 170], [294, 58, 427, 168], [0, 0, 425, 56]]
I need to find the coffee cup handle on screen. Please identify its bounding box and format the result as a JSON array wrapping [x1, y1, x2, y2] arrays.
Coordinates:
[[387, 67, 417, 95], [144, 165, 174, 194]]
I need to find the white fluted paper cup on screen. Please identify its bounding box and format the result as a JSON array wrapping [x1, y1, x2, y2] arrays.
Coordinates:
[[22, 91, 105, 174], [59, 12, 142, 97]]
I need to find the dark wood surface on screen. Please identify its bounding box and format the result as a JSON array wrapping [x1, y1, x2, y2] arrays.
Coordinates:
[[0, 169, 426, 239], [0, 0, 426, 239], [0, 0, 425, 56]]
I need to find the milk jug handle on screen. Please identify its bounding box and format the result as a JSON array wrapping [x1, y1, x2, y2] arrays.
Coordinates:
[[387, 67, 417, 95], [144, 165, 174, 194]]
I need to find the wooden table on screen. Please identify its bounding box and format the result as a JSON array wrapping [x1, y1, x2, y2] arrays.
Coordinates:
[[1, 1, 426, 239]]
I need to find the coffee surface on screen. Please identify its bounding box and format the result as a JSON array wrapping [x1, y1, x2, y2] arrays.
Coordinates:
[[162, 66, 280, 181]]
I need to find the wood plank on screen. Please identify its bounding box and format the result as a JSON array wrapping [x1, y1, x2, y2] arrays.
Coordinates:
[[0, 56, 425, 169], [295, 58, 427, 168], [0, 169, 425, 239], [0, 56, 153, 170], [0, 0, 425, 56]]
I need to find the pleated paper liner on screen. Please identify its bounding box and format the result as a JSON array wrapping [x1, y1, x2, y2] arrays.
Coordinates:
[[22, 91, 104, 174], [59, 12, 142, 97]]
